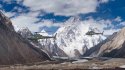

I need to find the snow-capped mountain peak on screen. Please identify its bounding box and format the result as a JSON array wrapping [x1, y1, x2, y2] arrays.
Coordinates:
[[55, 17, 106, 57], [17, 27, 32, 38], [39, 29, 49, 36]]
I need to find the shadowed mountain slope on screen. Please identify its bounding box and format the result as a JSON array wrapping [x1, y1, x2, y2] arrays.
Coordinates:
[[0, 11, 50, 65]]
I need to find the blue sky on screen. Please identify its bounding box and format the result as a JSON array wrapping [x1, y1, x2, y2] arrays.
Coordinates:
[[0, 0, 125, 35]]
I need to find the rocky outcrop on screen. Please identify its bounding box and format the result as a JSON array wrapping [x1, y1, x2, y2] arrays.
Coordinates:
[[84, 27, 125, 58], [0, 11, 50, 65]]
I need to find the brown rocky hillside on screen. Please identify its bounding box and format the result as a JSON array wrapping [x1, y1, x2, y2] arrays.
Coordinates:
[[0, 11, 50, 65]]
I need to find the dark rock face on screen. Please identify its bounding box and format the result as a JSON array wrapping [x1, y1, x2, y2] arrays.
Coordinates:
[[0, 11, 14, 31], [0, 11, 50, 65], [84, 28, 125, 58]]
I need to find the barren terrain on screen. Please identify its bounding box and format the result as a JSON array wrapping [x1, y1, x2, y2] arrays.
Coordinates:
[[0, 57, 125, 70]]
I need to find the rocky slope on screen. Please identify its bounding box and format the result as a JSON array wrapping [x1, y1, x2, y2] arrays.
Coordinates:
[[38, 30, 68, 57], [84, 27, 125, 58], [17, 28, 67, 57], [0, 11, 50, 65]]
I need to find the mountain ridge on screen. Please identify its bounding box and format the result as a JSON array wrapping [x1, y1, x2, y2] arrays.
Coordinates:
[[84, 27, 125, 58], [0, 11, 51, 65]]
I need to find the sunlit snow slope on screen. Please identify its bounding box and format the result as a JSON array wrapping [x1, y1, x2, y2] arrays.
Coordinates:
[[55, 17, 106, 57]]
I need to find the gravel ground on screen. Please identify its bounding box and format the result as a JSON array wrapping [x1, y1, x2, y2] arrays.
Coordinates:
[[0, 58, 125, 70]]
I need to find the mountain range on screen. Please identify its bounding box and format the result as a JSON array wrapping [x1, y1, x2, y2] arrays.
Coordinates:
[[17, 17, 106, 58], [0, 5, 125, 68]]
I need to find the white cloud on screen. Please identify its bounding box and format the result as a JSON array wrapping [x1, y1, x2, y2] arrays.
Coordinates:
[[104, 29, 120, 35], [79, 18, 119, 35], [114, 16, 122, 22], [119, 21, 125, 26], [11, 12, 62, 32], [40, 20, 63, 27], [4, 11, 16, 18], [83, 19, 110, 29], [11, 14, 40, 32], [99, 0, 109, 3], [23, 0, 109, 16]]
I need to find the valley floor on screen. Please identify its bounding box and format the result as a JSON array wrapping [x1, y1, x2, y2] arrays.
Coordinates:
[[0, 57, 125, 70]]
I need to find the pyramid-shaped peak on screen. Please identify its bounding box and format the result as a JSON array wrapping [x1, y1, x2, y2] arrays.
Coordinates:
[[39, 29, 49, 36], [41, 29, 46, 33]]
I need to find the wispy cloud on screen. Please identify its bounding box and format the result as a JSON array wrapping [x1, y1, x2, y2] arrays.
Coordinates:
[[23, 0, 109, 16], [10, 12, 63, 32]]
